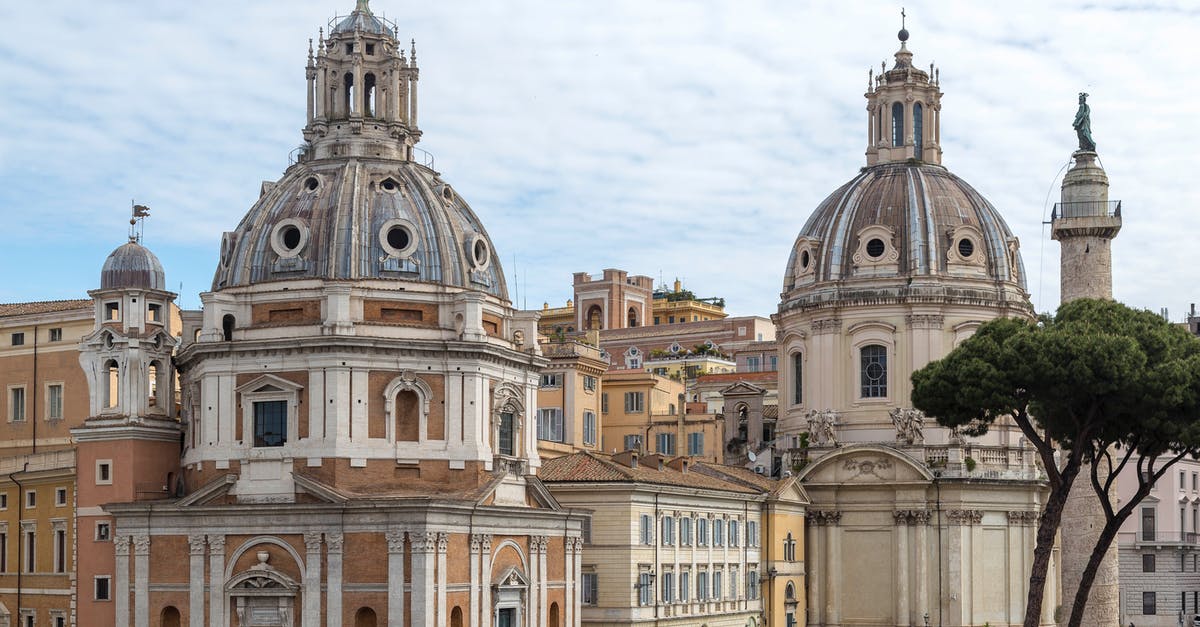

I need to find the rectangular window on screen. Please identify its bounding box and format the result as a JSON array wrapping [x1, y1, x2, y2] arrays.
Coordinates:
[[639, 514, 653, 545], [104, 302, 119, 321], [729, 520, 740, 547], [54, 528, 66, 573], [95, 576, 111, 601], [1193, 472, 1198, 491], [48, 328, 62, 342], [96, 460, 112, 485], [730, 567, 739, 598], [11, 332, 24, 346], [582, 411, 596, 446], [24, 529, 35, 573], [46, 383, 63, 420], [748, 570, 759, 599], [0, 532, 6, 572], [656, 432, 676, 455], [253, 400, 288, 447], [601, 393, 608, 414], [583, 375, 597, 392], [624, 391, 644, 413], [498, 412, 515, 456], [581, 572, 598, 605], [148, 303, 162, 323], [769, 355, 777, 371], [95, 522, 111, 542], [536, 408, 564, 442], [697, 518, 708, 546], [680, 517, 692, 546], [9, 387, 26, 422], [713, 570, 723, 600], [747, 356, 761, 372], [0, 493, 7, 509], [860, 344, 888, 398], [581, 518, 591, 545], [638, 572, 653, 606], [25, 490, 35, 509], [687, 432, 704, 456], [624, 435, 643, 452], [661, 516, 674, 546], [661, 570, 674, 603], [54, 487, 66, 507], [792, 353, 803, 405], [1143, 591, 1156, 615], [539, 373, 562, 388], [713, 519, 724, 546], [698, 571, 708, 600], [1143, 553, 1156, 572], [1142, 507, 1157, 541], [681, 570, 690, 602], [748, 521, 758, 547]]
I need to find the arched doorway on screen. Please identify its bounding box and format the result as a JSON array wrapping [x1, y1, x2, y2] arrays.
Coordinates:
[[160, 606, 181, 627], [354, 607, 377, 627], [627, 307, 638, 328], [450, 606, 463, 627], [586, 305, 603, 331], [226, 562, 299, 626], [548, 602, 559, 627]]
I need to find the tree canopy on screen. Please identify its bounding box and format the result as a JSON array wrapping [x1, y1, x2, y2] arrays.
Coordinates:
[[912, 298, 1200, 627]]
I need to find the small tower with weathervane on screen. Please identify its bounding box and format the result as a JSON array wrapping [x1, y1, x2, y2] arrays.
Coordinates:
[[864, 10, 944, 166]]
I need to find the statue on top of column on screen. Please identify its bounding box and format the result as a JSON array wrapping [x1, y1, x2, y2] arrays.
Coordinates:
[[1073, 92, 1096, 152]]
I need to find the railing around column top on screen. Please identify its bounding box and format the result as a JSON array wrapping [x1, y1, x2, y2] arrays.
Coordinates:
[[1051, 200, 1121, 220]]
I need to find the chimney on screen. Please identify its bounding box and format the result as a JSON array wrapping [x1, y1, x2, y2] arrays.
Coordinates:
[[666, 456, 691, 474], [642, 453, 666, 471], [613, 450, 639, 469]]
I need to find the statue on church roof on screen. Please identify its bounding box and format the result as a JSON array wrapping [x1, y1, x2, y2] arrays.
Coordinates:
[[1073, 92, 1096, 152]]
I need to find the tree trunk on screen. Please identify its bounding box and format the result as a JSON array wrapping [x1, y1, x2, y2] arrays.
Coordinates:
[[1066, 513, 1126, 627], [1023, 460, 1082, 627]]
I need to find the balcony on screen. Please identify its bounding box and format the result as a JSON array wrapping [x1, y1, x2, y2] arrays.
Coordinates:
[[1121, 530, 1200, 548], [1051, 200, 1121, 220]]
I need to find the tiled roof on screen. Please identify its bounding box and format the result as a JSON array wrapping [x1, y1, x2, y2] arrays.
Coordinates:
[[0, 299, 91, 318], [693, 463, 779, 492], [540, 452, 763, 495], [696, 371, 777, 384]]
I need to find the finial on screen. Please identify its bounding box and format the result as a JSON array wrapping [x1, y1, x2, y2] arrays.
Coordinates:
[[935, 68, 939, 84], [129, 203, 150, 243], [868, 68, 873, 91], [898, 7, 909, 42], [410, 39, 417, 62], [356, 0, 370, 12], [308, 38, 314, 58], [881, 60, 886, 74]]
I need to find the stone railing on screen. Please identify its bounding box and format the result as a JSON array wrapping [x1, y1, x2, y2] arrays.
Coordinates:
[[923, 444, 1041, 480]]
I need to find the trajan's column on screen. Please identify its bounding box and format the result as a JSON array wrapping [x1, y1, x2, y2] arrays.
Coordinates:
[[1051, 92, 1122, 625]]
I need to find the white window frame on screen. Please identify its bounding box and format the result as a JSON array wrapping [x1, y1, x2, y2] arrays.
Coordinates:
[[24, 490, 35, 509], [95, 521, 111, 542], [54, 487, 66, 507], [624, 391, 644, 413], [8, 385, 27, 422], [44, 382, 64, 421], [96, 460, 113, 486], [582, 411, 596, 446], [94, 575, 112, 601], [581, 571, 598, 606], [536, 407, 565, 443]]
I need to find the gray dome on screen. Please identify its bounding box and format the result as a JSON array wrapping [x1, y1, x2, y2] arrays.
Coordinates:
[[783, 162, 1027, 292], [101, 240, 166, 291], [211, 159, 508, 300], [331, 7, 390, 35]]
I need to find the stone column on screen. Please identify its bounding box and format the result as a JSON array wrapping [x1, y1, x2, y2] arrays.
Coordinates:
[[893, 512, 911, 627], [409, 75, 419, 127], [188, 535, 206, 627], [563, 537, 574, 627], [386, 531, 406, 627], [538, 537, 549, 627], [913, 511, 930, 625], [436, 533, 449, 627], [469, 534, 483, 625], [115, 535, 131, 627], [572, 537, 583, 626], [945, 510, 982, 625], [207, 535, 225, 627], [805, 512, 823, 625], [1007, 512, 1037, 623], [133, 534, 150, 627], [326, 532, 344, 627], [411, 532, 437, 627], [303, 533, 323, 627], [315, 62, 326, 120], [480, 534, 494, 627], [821, 511, 842, 625]]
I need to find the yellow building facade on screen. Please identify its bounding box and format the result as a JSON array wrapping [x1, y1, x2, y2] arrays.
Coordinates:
[[537, 339, 608, 459]]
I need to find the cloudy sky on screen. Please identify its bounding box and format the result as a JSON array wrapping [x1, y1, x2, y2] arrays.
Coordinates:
[[1, 1, 1197, 319]]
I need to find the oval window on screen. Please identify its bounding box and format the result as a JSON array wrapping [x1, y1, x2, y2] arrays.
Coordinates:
[[957, 238, 975, 258], [379, 219, 418, 259], [473, 239, 489, 266], [866, 238, 886, 258], [304, 176, 319, 192], [380, 178, 399, 192], [800, 249, 811, 269], [281, 225, 302, 251], [387, 225, 410, 251]]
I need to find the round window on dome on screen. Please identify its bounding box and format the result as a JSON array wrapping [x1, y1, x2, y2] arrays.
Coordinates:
[[866, 238, 886, 258], [800, 249, 811, 269], [469, 236, 491, 270], [379, 218, 419, 259], [269, 219, 309, 259], [957, 238, 975, 259], [380, 178, 400, 193], [442, 186, 454, 201], [303, 176, 320, 192]]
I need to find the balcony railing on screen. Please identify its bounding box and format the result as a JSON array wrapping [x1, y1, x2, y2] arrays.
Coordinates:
[[1051, 200, 1121, 220], [1123, 530, 1200, 545]]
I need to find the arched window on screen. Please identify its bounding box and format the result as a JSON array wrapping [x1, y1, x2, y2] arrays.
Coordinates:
[[791, 353, 802, 405], [148, 361, 161, 408], [498, 411, 515, 456], [913, 102, 924, 157], [549, 603, 560, 627], [105, 359, 120, 409], [160, 606, 181, 627], [736, 404, 748, 441], [628, 307, 638, 328], [222, 314, 235, 342], [394, 390, 420, 442], [786, 581, 796, 600], [343, 73, 355, 116], [354, 607, 377, 627], [450, 607, 463, 627], [363, 73, 376, 117], [891, 102, 904, 147], [586, 305, 603, 331], [860, 344, 888, 398]]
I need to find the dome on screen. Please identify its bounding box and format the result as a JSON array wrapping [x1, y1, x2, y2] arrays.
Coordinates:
[[782, 162, 1027, 297], [211, 159, 508, 300], [330, 2, 390, 35], [101, 240, 166, 291]]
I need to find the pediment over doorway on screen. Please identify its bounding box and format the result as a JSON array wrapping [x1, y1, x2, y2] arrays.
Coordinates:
[[797, 443, 933, 485]]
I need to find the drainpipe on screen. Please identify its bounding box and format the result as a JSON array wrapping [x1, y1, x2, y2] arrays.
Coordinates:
[[32, 325, 38, 454], [934, 470, 943, 627], [654, 492, 660, 624], [10, 462, 29, 616]]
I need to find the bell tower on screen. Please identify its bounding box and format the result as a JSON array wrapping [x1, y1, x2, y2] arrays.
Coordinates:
[[864, 13, 943, 166], [302, 0, 421, 161]]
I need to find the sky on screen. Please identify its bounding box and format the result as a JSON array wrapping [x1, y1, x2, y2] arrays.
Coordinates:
[[1, 1, 1198, 319]]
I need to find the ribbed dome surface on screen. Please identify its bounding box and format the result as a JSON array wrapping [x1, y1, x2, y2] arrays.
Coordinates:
[[330, 9, 389, 35], [783, 162, 1026, 292], [211, 159, 507, 299], [101, 241, 166, 291]]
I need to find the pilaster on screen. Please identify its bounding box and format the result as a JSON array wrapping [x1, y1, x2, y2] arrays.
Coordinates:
[[188, 535, 206, 627], [387, 530, 406, 627], [207, 535, 225, 627], [133, 534, 150, 627], [326, 532, 344, 627], [411, 532, 437, 627], [436, 533, 449, 627], [303, 533, 323, 627], [115, 535, 131, 627]]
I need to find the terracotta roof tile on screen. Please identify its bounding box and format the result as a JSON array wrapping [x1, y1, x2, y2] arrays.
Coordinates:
[[0, 299, 91, 318], [541, 452, 763, 494]]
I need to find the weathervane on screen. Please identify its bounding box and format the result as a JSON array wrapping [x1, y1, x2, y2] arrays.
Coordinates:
[[129, 201, 150, 243]]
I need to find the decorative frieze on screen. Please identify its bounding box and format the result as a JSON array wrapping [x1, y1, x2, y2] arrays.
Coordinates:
[[893, 509, 932, 526], [1007, 510, 1040, 526], [906, 314, 945, 329], [811, 318, 843, 335], [843, 457, 892, 480], [945, 509, 983, 525], [806, 510, 843, 526]]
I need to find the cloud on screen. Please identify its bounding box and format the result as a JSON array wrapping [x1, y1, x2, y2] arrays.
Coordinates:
[[0, 0, 1196, 319]]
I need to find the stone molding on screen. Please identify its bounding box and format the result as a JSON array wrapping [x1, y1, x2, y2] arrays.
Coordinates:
[[811, 318, 843, 335], [945, 509, 983, 525], [436, 532, 449, 553], [303, 532, 323, 553], [188, 535, 207, 555], [207, 535, 225, 553], [132, 534, 151, 555], [115, 535, 131, 557], [411, 532, 438, 553], [893, 509, 932, 526], [325, 532, 344, 553], [385, 530, 406, 553], [1007, 510, 1040, 526], [806, 510, 843, 526], [906, 314, 945, 329]]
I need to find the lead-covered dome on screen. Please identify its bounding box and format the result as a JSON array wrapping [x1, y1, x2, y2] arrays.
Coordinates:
[[211, 159, 507, 299], [782, 163, 1027, 302], [101, 240, 166, 291]]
